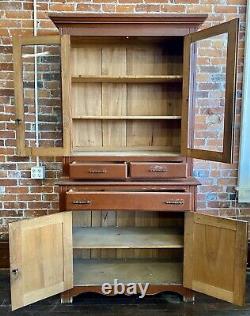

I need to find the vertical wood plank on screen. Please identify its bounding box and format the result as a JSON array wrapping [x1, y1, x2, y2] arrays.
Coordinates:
[[13, 36, 30, 156], [233, 221, 248, 305], [101, 46, 127, 148], [61, 35, 71, 155], [183, 212, 194, 288], [71, 44, 102, 151], [73, 211, 91, 259]]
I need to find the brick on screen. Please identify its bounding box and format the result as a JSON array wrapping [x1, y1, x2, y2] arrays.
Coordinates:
[[50, 4, 75, 11], [135, 4, 161, 12], [0, 2, 22, 10], [5, 11, 32, 19], [215, 5, 238, 13], [17, 194, 42, 201], [23, 210, 48, 217], [116, 5, 136, 12], [161, 4, 185, 12]]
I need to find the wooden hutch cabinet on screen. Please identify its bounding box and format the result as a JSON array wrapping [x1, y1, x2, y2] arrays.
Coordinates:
[[10, 14, 248, 311]]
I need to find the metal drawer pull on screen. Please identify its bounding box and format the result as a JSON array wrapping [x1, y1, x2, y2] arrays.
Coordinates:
[[149, 165, 167, 173], [164, 200, 184, 205], [72, 200, 92, 205], [88, 169, 107, 174]]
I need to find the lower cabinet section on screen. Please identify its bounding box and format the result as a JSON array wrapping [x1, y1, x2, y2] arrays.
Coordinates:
[[73, 259, 183, 286], [9, 210, 248, 310]]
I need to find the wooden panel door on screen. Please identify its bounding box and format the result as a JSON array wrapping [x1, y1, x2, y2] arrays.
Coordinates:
[[13, 35, 71, 156], [182, 19, 239, 163], [9, 212, 73, 310], [184, 212, 248, 305]]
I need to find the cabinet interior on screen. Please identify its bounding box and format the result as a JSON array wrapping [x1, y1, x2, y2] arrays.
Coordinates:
[[70, 36, 183, 156], [72, 211, 184, 286]]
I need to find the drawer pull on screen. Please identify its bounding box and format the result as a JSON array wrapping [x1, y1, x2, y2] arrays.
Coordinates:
[[163, 200, 184, 205], [88, 169, 107, 174], [72, 200, 92, 205], [149, 165, 167, 173]]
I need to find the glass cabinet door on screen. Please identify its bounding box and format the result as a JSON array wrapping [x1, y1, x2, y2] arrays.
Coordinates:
[[181, 19, 239, 163], [13, 35, 71, 156]]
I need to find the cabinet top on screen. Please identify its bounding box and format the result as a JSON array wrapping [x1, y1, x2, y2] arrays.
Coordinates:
[[49, 13, 208, 36], [49, 13, 207, 25]]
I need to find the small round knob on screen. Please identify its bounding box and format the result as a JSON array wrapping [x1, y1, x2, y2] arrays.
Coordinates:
[[11, 268, 18, 275]]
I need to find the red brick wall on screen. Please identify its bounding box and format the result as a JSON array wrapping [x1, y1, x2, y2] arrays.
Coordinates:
[[0, 0, 249, 239]]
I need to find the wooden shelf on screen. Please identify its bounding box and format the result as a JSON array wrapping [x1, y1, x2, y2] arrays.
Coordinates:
[[72, 75, 183, 83], [72, 150, 181, 156], [73, 227, 184, 249], [74, 259, 183, 286], [72, 116, 182, 120]]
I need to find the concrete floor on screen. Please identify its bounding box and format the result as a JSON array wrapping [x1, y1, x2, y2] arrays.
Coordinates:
[[0, 270, 249, 316]]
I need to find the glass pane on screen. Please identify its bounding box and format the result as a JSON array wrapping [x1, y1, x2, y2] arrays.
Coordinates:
[[189, 33, 228, 152], [22, 44, 63, 148]]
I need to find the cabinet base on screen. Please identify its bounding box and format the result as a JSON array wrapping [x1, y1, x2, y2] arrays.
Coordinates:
[[61, 285, 194, 304]]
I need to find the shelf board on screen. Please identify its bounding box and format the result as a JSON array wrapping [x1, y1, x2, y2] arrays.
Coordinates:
[[73, 227, 184, 249], [72, 116, 182, 120], [72, 75, 183, 83], [74, 259, 183, 286], [71, 150, 181, 156]]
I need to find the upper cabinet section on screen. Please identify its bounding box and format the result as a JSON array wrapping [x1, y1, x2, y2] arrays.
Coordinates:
[[13, 35, 71, 156], [181, 19, 239, 163], [13, 15, 239, 161]]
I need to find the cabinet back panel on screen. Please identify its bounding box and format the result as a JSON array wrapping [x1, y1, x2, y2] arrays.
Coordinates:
[[73, 211, 184, 260], [71, 37, 183, 76], [70, 37, 183, 155], [72, 120, 180, 152]]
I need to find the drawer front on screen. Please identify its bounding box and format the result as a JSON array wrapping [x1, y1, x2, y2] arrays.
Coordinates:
[[130, 162, 187, 179], [69, 163, 127, 180], [66, 192, 192, 211]]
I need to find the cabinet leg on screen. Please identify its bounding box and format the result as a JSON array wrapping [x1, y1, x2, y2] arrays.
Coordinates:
[[61, 291, 73, 304]]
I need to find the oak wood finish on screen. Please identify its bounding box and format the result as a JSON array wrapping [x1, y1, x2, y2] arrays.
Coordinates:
[[72, 116, 182, 120], [50, 13, 208, 37], [130, 162, 187, 179], [13, 35, 68, 157], [61, 284, 195, 304], [11, 14, 246, 309], [71, 75, 183, 83], [70, 37, 183, 155], [183, 212, 248, 306], [181, 18, 239, 163], [9, 212, 73, 310], [69, 162, 127, 180], [66, 191, 192, 212], [73, 227, 184, 249], [74, 259, 182, 286]]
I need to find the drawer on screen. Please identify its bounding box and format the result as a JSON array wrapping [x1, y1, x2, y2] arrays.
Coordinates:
[[130, 162, 187, 179], [69, 163, 127, 180], [66, 192, 192, 211]]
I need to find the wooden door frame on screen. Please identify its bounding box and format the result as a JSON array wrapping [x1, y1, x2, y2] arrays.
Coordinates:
[[13, 35, 71, 156], [184, 212, 248, 305], [181, 19, 239, 163], [9, 212, 73, 310]]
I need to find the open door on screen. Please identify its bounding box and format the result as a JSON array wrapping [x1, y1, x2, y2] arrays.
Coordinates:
[[9, 212, 73, 310], [13, 35, 71, 156], [181, 19, 239, 163], [184, 212, 248, 305]]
